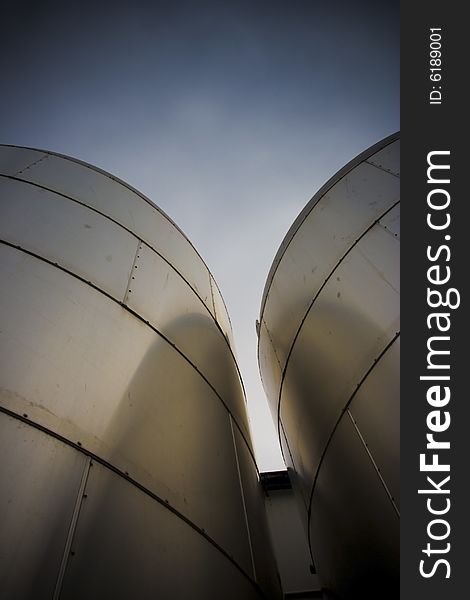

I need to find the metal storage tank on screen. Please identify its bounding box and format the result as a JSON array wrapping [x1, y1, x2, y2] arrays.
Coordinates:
[[258, 134, 400, 599], [0, 145, 281, 600]]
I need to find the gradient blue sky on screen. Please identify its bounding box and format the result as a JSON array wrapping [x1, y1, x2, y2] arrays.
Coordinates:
[[1, 0, 399, 470]]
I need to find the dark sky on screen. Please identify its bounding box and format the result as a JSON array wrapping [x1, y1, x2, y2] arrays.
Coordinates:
[[1, 0, 399, 470]]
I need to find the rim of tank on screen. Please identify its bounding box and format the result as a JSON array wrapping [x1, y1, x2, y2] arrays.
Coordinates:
[[0, 143, 233, 333], [258, 131, 400, 322]]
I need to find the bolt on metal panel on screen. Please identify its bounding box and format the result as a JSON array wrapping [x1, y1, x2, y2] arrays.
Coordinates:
[[366, 139, 400, 177], [379, 202, 401, 239]]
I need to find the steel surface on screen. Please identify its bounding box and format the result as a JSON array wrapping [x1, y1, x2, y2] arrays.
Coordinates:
[[0, 413, 87, 600], [59, 461, 264, 600], [0, 145, 216, 322], [0, 145, 280, 600], [308, 414, 399, 598], [258, 134, 400, 598]]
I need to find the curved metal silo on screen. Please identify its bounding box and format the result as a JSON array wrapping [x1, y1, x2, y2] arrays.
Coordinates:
[[0, 145, 281, 600], [258, 134, 400, 599]]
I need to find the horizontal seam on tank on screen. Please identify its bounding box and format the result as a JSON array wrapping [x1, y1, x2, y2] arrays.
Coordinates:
[[0, 239, 259, 476], [0, 405, 268, 600], [0, 174, 210, 312], [274, 199, 400, 454], [365, 159, 400, 179], [258, 132, 400, 321], [53, 457, 92, 600], [347, 408, 400, 517], [0, 173, 247, 408], [7, 146, 239, 337], [0, 144, 212, 268], [2, 151, 234, 340], [305, 332, 400, 558]]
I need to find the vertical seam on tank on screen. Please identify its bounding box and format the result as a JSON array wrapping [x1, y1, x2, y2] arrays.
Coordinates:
[[305, 332, 400, 558], [0, 407, 267, 597], [53, 457, 92, 600], [212, 276, 234, 332], [262, 319, 283, 373], [13, 153, 50, 176], [123, 239, 142, 304], [208, 274, 218, 320], [346, 409, 400, 517], [229, 414, 257, 582]]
